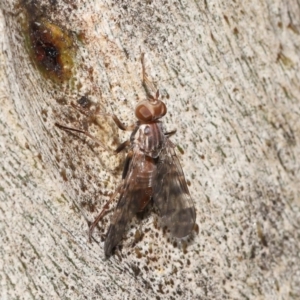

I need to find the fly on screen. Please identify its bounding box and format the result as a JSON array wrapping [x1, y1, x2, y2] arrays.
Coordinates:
[[55, 54, 196, 257]]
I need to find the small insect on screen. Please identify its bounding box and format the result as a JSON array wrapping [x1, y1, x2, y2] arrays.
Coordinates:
[[56, 54, 196, 257]]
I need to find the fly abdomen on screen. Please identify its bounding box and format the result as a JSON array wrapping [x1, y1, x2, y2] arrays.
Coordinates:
[[136, 171, 154, 188], [135, 154, 156, 189]]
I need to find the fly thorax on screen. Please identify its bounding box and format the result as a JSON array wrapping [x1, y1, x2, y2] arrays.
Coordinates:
[[134, 123, 165, 158]]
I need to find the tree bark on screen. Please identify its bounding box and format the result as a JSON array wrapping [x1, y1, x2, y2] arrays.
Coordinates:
[[1, 0, 300, 299]]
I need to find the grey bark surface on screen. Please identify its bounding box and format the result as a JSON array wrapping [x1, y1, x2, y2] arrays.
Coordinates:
[[1, 1, 300, 299]]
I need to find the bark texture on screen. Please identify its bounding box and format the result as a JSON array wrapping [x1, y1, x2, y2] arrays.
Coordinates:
[[1, 0, 300, 299]]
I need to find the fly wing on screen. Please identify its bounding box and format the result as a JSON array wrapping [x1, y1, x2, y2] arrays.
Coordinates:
[[152, 140, 196, 238], [104, 149, 153, 256]]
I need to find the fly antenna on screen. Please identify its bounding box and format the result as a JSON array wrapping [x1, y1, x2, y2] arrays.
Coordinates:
[[141, 52, 158, 102]]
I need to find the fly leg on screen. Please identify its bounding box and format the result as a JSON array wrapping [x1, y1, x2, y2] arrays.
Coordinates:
[[55, 100, 134, 153], [164, 129, 177, 137], [71, 102, 135, 132], [88, 183, 123, 243], [115, 140, 131, 154], [141, 53, 159, 100], [55, 122, 131, 154], [55, 123, 111, 152]]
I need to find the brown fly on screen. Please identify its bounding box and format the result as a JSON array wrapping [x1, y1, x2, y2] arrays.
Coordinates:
[[55, 54, 196, 257]]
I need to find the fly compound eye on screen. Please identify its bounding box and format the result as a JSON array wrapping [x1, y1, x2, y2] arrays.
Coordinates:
[[135, 101, 152, 122], [135, 100, 167, 122]]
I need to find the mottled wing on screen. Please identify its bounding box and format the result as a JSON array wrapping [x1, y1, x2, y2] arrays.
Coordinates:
[[104, 149, 153, 256], [153, 140, 196, 238]]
